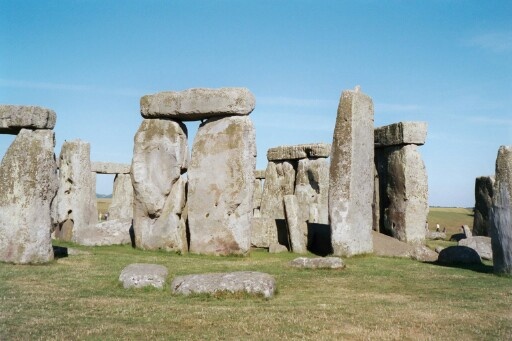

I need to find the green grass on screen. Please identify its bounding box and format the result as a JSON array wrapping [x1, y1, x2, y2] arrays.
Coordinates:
[[428, 207, 474, 237], [1, 242, 511, 340]]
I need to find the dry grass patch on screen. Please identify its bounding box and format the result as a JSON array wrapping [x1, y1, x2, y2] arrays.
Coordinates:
[[0, 244, 511, 340]]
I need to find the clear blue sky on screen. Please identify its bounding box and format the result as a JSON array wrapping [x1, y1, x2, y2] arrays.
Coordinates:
[[1, 0, 510, 207]]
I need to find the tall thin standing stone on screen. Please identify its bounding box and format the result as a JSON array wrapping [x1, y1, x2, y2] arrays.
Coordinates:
[[473, 176, 495, 236], [329, 87, 374, 256], [490, 146, 512, 275]]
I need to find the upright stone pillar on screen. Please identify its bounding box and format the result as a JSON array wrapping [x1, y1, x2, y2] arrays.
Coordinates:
[[473, 176, 494, 236], [0, 128, 58, 264], [53, 140, 97, 243], [188, 116, 256, 255], [109, 173, 134, 221], [252, 170, 265, 217], [329, 87, 374, 256], [131, 119, 188, 252], [374, 122, 428, 244], [490, 146, 512, 275]]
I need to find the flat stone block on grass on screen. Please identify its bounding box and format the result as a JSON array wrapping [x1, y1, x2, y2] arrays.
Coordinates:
[[289, 257, 345, 269], [458, 236, 492, 260], [119, 263, 168, 289], [437, 246, 482, 265], [171, 271, 276, 298]]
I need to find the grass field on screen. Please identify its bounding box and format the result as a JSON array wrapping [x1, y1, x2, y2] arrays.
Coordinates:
[[428, 207, 474, 237], [1, 241, 511, 340]]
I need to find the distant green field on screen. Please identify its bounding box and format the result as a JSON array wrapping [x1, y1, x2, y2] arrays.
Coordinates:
[[427, 207, 474, 237], [96, 198, 112, 220]]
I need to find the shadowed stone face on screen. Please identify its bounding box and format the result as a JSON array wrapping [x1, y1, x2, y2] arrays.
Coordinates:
[[473, 176, 494, 236], [131, 119, 188, 251], [0, 129, 58, 264], [329, 87, 374, 256], [188, 116, 256, 256]]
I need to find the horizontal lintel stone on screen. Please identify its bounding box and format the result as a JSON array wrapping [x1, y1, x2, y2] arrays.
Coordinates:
[[374, 121, 427, 148], [140, 87, 255, 121], [267, 143, 331, 161], [254, 170, 266, 179], [91, 162, 131, 174], [0, 105, 56, 134]]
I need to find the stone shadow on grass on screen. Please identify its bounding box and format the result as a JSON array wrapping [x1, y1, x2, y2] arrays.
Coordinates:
[[52, 245, 68, 259], [426, 260, 494, 274]]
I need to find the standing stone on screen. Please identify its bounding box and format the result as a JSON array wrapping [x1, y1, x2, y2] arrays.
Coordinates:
[[256, 161, 296, 247], [283, 195, 307, 254], [109, 173, 134, 221], [294, 158, 329, 224], [462, 225, 472, 238], [490, 146, 512, 275], [473, 176, 494, 236], [380, 145, 428, 244], [329, 87, 374, 256], [188, 116, 256, 255], [53, 140, 97, 243], [131, 119, 188, 251], [0, 129, 58, 264]]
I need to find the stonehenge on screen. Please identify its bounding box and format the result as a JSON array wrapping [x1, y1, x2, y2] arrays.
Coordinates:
[[329, 87, 375, 257], [0, 86, 441, 265], [135, 87, 256, 255], [490, 146, 512, 275], [374, 121, 429, 244], [0, 106, 58, 264], [473, 176, 494, 236]]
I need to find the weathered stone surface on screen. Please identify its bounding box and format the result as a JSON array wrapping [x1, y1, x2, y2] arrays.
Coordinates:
[[372, 231, 438, 262], [459, 236, 493, 260], [490, 146, 512, 275], [269, 243, 288, 253], [289, 257, 345, 269], [0, 105, 56, 134], [374, 121, 427, 148], [188, 116, 256, 255], [473, 176, 494, 236], [295, 158, 329, 224], [254, 169, 266, 179], [267, 143, 331, 161], [427, 231, 447, 240], [376, 144, 428, 244], [329, 87, 374, 256], [91, 162, 130, 174], [53, 140, 97, 244], [0, 129, 58, 264], [119, 263, 168, 289], [283, 195, 307, 254], [253, 178, 264, 211], [437, 246, 482, 265], [141, 88, 255, 120], [251, 217, 274, 248], [462, 225, 472, 238], [77, 219, 132, 246], [131, 119, 188, 251], [258, 161, 296, 247], [109, 174, 134, 221], [171, 271, 276, 298]]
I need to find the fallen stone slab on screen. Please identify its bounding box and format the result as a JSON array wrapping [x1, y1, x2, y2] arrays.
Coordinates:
[[267, 143, 331, 161], [91, 162, 131, 174], [141, 87, 255, 120], [372, 231, 438, 262], [374, 121, 427, 148], [119, 263, 168, 289], [289, 257, 345, 269], [171, 271, 276, 298], [0, 105, 56, 134], [458, 236, 492, 260], [437, 246, 482, 265]]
